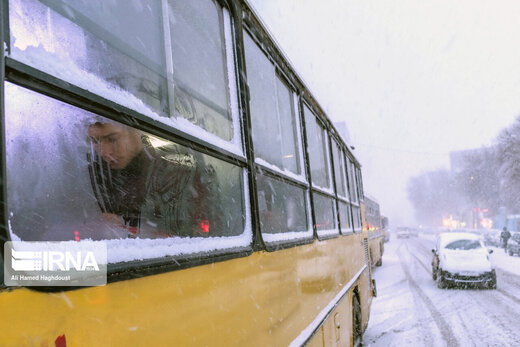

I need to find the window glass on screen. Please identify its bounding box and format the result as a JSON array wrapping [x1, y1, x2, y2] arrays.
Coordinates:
[[5, 83, 247, 255], [356, 167, 364, 200], [304, 105, 330, 189], [9, 0, 237, 143], [332, 141, 347, 197], [339, 201, 352, 233], [352, 205, 362, 231], [313, 193, 337, 234], [257, 174, 309, 242], [244, 33, 301, 175], [169, 0, 234, 140], [445, 240, 482, 250], [347, 157, 358, 204]]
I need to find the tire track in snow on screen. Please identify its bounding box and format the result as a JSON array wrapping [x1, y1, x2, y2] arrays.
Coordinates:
[[496, 287, 520, 305], [470, 290, 520, 344], [454, 309, 479, 347], [411, 237, 520, 344], [397, 244, 460, 347], [495, 268, 520, 305]]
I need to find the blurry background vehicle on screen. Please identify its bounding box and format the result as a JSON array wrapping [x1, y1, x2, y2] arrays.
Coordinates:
[[507, 232, 520, 256], [382, 216, 390, 242], [396, 226, 411, 239], [365, 196, 385, 267]]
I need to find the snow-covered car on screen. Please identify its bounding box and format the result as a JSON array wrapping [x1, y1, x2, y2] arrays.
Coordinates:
[[431, 232, 496, 289], [507, 232, 520, 256]]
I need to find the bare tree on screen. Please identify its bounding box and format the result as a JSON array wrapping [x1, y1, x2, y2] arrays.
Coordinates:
[[495, 116, 520, 212]]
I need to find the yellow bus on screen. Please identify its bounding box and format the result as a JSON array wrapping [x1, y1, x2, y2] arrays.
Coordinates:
[[0, 0, 376, 345], [364, 195, 385, 267]]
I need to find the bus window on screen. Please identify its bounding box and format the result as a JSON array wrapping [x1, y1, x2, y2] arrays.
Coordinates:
[[303, 105, 331, 191], [313, 193, 338, 237], [356, 167, 364, 201], [168, 0, 236, 141], [9, 0, 240, 145], [346, 157, 359, 204], [5, 83, 249, 261], [10, 0, 166, 116], [332, 141, 347, 198], [256, 173, 311, 244], [352, 205, 362, 232], [243, 33, 303, 176], [338, 201, 352, 234]]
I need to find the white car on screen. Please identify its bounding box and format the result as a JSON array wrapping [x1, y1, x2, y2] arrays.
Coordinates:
[[431, 232, 496, 289]]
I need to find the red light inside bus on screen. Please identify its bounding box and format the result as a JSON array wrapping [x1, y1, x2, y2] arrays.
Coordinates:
[[201, 220, 210, 233]]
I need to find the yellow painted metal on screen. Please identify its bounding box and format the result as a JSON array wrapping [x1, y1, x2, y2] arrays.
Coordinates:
[[0, 233, 370, 346], [306, 327, 325, 347], [368, 236, 384, 267]]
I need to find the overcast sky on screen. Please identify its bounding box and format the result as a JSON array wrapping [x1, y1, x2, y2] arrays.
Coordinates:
[[247, 0, 520, 226]]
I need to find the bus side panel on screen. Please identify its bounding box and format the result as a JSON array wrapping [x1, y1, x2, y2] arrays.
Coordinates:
[[320, 291, 354, 346], [368, 236, 383, 267], [358, 269, 373, 333], [306, 327, 325, 347], [0, 235, 369, 346]]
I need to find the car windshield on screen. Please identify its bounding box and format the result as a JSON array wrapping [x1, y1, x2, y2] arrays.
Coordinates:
[[444, 239, 482, 250]]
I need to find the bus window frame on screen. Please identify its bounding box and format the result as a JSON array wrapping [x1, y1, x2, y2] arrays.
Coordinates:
[[312, 190, 340, 240], [242, 23, 315, 250], [3, 74, 254, 285], [1, 0, 257, 287], [244, 36, 306, 181], [303, 104, 334, 194], [330, 135, 355, 235], [300, 97, 342, 241], [9, 0, 245, 154]]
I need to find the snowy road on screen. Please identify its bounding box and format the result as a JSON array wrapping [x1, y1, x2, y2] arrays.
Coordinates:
[[364, 234, 520, 346]]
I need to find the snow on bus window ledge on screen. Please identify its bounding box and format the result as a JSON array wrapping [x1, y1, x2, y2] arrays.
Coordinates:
[[8, 229, 253, 264], [7, 172, 252, 263], [255, 158, 307, 184], [8, 48, 244, 158], [340, 228, 354, 235], [337, 194, 350, 203], [317, 228, 340, 238], [311, 185, 335, 196], [262, 229, 313, 243]]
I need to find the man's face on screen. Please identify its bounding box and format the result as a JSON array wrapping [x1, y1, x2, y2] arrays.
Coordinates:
[[88, 123, 143, 169]]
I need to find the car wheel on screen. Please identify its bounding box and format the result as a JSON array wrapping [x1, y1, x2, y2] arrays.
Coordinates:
[[437, 270, 447, 289], [488, 272, 497, 289], [375, 257, 382, 267], [352, 293, 363, 347]]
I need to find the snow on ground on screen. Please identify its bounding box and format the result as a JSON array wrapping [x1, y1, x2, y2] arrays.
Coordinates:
[[364, 233, 520, 346], [488, 246, 520, 276]]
